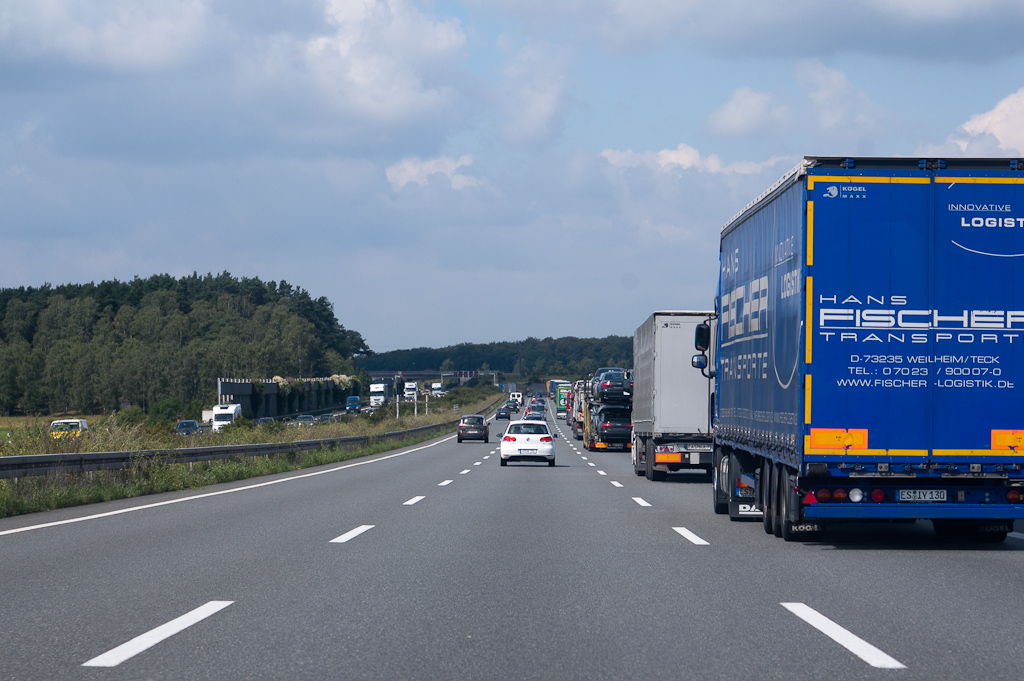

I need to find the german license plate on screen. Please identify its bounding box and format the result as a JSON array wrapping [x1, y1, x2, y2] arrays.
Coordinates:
[[898, 489, 947, 502], [519, 449, 537, 454]]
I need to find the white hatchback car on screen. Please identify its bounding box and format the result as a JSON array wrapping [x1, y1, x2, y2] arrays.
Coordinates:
[[499, 420, 557, 467]]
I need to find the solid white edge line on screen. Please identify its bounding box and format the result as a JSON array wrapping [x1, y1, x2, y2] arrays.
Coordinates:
[[1, 434, 459, 538], [403, 496, 426, 506], [610, 481, 623, 487], [672, 527, 710, 545], [330, 524, 375, 543], [438, 480, 453, 486], [82, 601, 234, 668], [632, 497, 651, 507], [781, 602, 906, 669]]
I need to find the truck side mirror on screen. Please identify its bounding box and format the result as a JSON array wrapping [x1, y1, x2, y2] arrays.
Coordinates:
[[694, 323, 710, 352], [692, 354, 708, 370]]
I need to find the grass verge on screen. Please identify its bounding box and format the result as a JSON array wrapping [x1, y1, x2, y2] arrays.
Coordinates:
[[0, 429, 446, 520]]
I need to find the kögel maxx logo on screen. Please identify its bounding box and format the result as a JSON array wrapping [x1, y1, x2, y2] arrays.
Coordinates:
[[822, 185, 867, 199]]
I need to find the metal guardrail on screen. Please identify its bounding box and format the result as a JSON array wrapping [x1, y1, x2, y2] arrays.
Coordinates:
[[0, 396, 506, 481]]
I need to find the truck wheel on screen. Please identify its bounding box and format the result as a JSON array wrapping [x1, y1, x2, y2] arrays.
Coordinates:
[[645, 440, 666, 481], [762, 460, 775, 535], [712, 449, 728, 514], [772, 465, 784, 538], [500, 458, 507, 466]]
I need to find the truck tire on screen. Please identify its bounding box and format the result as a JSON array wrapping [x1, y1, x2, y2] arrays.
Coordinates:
[[772, 465, 784, 538], [761, 460, 775, 535], [712, 448, 728, 514], [779, 469, 824, 541], [645, 440, 666, 482]]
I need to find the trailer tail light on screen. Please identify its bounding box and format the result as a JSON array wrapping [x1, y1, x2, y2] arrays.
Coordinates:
[[832, 488, 848, 502], [848, 488, 864, 503], [503, 436, 516, 442], [871, 488, 885, 503], [816, 488, 832, 502], [540, 436, 553, 442], [1008, 488, 1022, 503]]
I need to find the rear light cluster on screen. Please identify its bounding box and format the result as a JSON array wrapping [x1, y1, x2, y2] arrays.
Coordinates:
[[503, 435, 516, 442], [601, 382, 613, 387], [1008, 489, 1022, 503], [807, 487, 886, 504], [540, 436, 553, 442]]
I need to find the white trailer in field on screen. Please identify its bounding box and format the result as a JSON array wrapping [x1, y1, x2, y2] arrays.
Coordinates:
[[632, 311, 715, 481]]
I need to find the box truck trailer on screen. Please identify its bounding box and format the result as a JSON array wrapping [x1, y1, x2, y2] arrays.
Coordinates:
[[632, 311, 716, 481], [693, 156, 1024, 541]]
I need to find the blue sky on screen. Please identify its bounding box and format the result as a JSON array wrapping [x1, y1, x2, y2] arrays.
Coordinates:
[[3, 1, 1024, 352]]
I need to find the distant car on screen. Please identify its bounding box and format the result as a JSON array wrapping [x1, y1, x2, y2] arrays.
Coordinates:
[[523, 411, 546, 422], [49, 418, 89, 439], [499, 420, 556, 467], [255, 417, 275, 427], [505, 401, 520, 413], [175, 420, 202, 436], [457, 414, 489, 443], [589, 367, 621, 399], [316, 414, 333, 424], [496, 407, 512, 420], [295, 414, 316, 427]]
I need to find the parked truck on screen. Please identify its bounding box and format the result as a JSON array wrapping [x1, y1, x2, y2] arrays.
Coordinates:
[[693, 156, 1024, 541], [632, 311, 716, 482]]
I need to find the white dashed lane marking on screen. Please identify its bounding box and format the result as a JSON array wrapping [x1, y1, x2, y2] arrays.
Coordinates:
[[403, 496, 426, 506], [781, 603, 906, 669], [438, 480, 453, 486], [82, 601, 234, 668], [474, 461, 482, 466], [588, 462, 596, 467], [460, 469, 470, 475], [632, 497, 651, 507], [610, 481, 623, 488], [597, 470, 607, 476], [331, 524, 375, 543], [483, 456, 490, 460], [672, 527, 709, 545]]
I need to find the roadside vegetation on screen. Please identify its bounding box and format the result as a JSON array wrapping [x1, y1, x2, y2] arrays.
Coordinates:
[[0, 386, 502, 519]]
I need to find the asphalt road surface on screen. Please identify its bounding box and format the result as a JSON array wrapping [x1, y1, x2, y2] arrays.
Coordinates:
[[3, 404, 1023, 680]]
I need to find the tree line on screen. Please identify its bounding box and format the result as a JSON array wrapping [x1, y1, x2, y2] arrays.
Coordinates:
[[357, 335, 633, 381], [0, 273, 369, 417]]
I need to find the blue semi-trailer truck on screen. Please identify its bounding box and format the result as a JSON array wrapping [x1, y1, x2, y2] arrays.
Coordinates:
[[692, 157, 1024, 542]]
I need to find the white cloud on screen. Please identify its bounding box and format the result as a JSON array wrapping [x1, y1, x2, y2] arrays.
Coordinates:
[[0, 0, 208, 70], [303, 0, 466, 122], [498, 41, 571, 145], [796, 61, 887, 151], [707, 87, 790, 137], [472, 0, 1024, 60], [385, 154, 482, 190], [919, 87, 1024, 157], [602, 142, 788, 175]]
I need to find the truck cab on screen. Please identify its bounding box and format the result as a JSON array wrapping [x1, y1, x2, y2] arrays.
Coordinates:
[[346, 396, 360, 413], [211, 403, 241, 433]]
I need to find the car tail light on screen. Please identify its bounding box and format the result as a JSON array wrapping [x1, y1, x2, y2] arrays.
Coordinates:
[[832, 488, 848, 502], [871, 488, 885, 503], [540, 436, 553, 442], [503, 435, 516, 442], [817, 488, 832, 502], [601, 382, 612, 387]]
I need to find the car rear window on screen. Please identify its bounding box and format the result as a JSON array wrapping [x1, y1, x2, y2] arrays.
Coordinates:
[[600, 409, 631, 422], [461, 417, 484, 425], [508, 424, 550, 435]]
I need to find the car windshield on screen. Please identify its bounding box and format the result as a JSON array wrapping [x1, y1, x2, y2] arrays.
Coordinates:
[[213, 414, 234, 422], [602, 371, 624, 380], [508, 424, 549, 435], [601, 408, 631, 422], [462, 417, 484, 425], [50, 422, 78, 431]]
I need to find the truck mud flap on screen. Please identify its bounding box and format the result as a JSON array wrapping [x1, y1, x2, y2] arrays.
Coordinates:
[[729, 501, 763, 519]]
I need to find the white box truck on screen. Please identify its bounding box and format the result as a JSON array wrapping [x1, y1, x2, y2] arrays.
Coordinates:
[[211, 403, 242, 433], [403, 382, 418, 402], [369, 382, 392, 408], [632, 311, 715, 481]]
